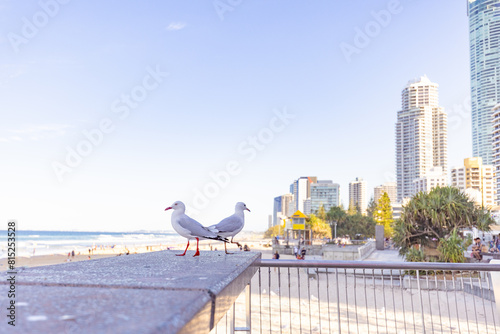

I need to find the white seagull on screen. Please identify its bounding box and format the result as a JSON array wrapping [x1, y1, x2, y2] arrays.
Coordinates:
[[208, 202, 250, 254], [165, 201, 228, 257]]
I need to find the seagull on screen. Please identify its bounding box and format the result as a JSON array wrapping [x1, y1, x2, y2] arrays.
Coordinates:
[[165, 201, 228, 257], [208, 202, 250, 254]]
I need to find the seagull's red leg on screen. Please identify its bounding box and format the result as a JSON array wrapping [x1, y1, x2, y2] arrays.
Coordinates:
[[193, 238, 200, 257], [225, 241, 233, 255], [177, 241, 189, 256], [230, 237, 241, 248]]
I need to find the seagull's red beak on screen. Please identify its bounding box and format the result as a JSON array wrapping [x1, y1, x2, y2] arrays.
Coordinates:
[[246, 208, 251, 212], [165, 207, 172, 211]]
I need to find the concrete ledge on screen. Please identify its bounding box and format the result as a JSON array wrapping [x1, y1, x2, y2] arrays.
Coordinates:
[[0, 250, 261, 333]]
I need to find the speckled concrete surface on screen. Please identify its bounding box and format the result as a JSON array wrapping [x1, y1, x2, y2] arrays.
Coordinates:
[[0, 250, 261, 333]]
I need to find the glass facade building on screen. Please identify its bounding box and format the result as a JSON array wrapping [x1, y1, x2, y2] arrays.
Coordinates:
[[468, 0, 500, 164]]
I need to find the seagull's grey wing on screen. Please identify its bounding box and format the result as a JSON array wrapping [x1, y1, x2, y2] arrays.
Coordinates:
[[177, 215, 218, 238], [213, 215, 243, 233]]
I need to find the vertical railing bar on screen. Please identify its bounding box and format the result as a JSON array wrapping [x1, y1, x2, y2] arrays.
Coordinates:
[[326, 268, 331, 334], [390, 269, 397, 334], [460, 271, 470, 334], [425, 270, 434, 333], [443, 271, 452, 334], [452, 271, 462, 334], [382, 269, 388, 332], [246, 283, 251, 333], [278, 267, 282, 334], [353, 269, 359, 333], [307, 267, 312, 333], [336, 268, 341, 334], [345, 268, 350, 334], [486, 272, 498, 334], [409, 270, 416, 333], [230, 302, 235, 334], [288, 267, 292, 334], [416, 269, 425, 333], [398, 270, 407, 334], [478, 270, 489, 334], [469, 270, 480, 333], [268, 267, 272, 333], [317, 267, 322, 334], [434, 270, 443, 333], [372, 269, 379, 334], [259, 267, 262, 334], [298, 267, 302, 334], [364, 268, 370, 334]]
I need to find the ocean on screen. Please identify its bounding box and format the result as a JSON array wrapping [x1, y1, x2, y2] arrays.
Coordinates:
[[0, 230, 184, 258]]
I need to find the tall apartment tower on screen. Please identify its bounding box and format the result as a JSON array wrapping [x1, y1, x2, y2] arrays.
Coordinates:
[[310, 180, 340, 213], [395, 76, 448, 202], [291, 176, 317, 213], [273, 193, 294, 225], [468, 0, 500, 165], [492, 105, 500, 204], [451, 157, 495, 208], [373, 182, 397, 204], [349, 177, 367, 215]]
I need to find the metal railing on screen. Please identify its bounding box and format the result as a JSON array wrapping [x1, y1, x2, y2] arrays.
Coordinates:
[[211, 260, 500, 334]]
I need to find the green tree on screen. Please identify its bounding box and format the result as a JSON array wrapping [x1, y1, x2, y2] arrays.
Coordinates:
[[327, 205, 376, 239], [264, 225, 283, 238], [437, 229, 466, 263], [373, 192, 393, 237], [326, 206, 346, 238], [317, 205, 327, 221], [341, 214, 376, 239], [307, 214, 332, 239], [393, 186, 495, 258], [366, 197, 377, 218]]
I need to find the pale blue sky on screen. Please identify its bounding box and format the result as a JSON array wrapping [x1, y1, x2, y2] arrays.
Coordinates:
[[0, 0, 472, 232]]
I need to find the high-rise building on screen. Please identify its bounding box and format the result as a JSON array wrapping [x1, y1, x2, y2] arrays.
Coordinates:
[[310, 180, 340, 214], [291, 176, 316, 213], [468, 0, 500, 165], [395, 76, 448, 202], [492, 104, 500, 203], [349, 177, 367, 215], [373, 182, 397, 204], [273, 193, 294, 225], [413, 166, 447, 194], [451, 157, 495, 208]]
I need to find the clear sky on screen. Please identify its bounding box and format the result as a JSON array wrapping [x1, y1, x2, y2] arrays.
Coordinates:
[[0, 0, 472, 232]]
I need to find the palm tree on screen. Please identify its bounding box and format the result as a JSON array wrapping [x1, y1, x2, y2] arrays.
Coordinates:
[[393, 186, 495, 257], [326, 206, 346, 239]]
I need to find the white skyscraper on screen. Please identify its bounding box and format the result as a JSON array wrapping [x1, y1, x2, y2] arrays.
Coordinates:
[[395, 76, 448, 202], [291, 176, 316, 213], [374, 182, 397, 204], [349, 177, 367, 215]]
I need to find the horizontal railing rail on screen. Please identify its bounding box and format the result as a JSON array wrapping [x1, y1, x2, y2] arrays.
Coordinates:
[[258, 259, 500, 271]]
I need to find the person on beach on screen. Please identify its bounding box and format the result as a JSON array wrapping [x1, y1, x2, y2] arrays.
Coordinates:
[[471, 237, 483, 261], [293, 246, 298, 258], [272, 251, 280, 260]]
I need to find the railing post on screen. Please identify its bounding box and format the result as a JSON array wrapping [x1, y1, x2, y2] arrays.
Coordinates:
[[234, 283, 251, 333], [490, 259, 500, 318]]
